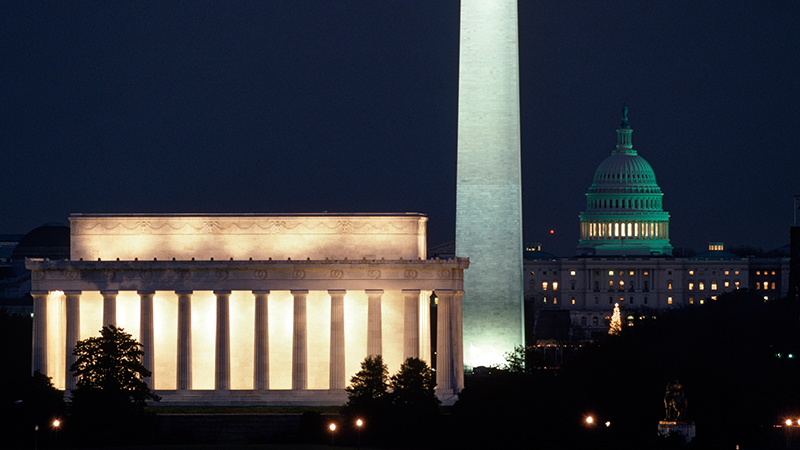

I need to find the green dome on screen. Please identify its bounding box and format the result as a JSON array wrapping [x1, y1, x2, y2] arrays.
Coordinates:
[[577, 107, 672, 256], [590, 153, 659, 189]]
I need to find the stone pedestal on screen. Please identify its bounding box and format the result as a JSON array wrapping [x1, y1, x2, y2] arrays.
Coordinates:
[[658, 421, 695, 443]]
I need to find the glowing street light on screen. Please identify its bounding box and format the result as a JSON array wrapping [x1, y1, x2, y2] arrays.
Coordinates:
[[585, 416, 594, 425], [356, 419, 363, 450], [329, 423, 336, 447], [788, 419, 793, 427], [53, 419, 60, 447]]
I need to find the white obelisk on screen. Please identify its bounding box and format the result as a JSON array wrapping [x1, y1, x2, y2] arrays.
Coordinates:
[[456, 0, 524, 368]]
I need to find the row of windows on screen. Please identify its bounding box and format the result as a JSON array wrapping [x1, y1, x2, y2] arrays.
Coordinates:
[[687, 280, 740, 290], [583, 221, 667, 239], [688, 269, 740, 276]]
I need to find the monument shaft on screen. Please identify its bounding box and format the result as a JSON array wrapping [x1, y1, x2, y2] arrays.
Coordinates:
[[456, 0, 524, 367]]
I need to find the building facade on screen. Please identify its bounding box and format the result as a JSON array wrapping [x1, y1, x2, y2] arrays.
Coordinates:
[[28, 213, 467, 405]]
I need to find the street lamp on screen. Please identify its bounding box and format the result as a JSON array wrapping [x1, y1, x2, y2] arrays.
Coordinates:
[[585, 416, 594, 425], [356, 419, 363, 450], [329, 423, 336, 447], [53, 419, 60, 448]]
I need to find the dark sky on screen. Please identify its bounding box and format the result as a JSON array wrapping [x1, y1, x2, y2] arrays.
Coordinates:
[[2, 1, 798, 257]]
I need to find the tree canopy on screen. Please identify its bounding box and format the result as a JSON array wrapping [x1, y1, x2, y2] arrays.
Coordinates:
[[390, 357, 438, 409], [344, 354, 389, 406], [70, 325, 159, 445], [71, 325, 159, 406]]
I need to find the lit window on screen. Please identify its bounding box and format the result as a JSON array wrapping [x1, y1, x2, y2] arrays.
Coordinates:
[[609, 281, 614, 289], [644, 271, 649, 276], [689, 297, 694, 304], [619, 280, 625, 288], [724, 281, 730, 288], [553, 282, 559, 290], [764, 281, 769, 290], [619, 271, 624, 276], [772, 282, 776, 290], [689, 270, 694, 275], [629, 270, 635, 276], [711, 296, 717, 301], [699, 282, 705, 291], [711, 281, 718, 290], [543, 297, 547, 303], [756, 282, 760, 290], [667, 282, 673, 290], [554, 297, 558, 304], [571, 298, 576, 305], [668, 297, 673, 305], [688, 282, 694, 290], [700, 299, 704, 305], [735, 270, 740, 275], [542, 282, 548, 290], [608, 270, 614, 276], [772, 271, 776, 276], [530, 271, 535, 275], [756, 271, 761, 275], [570, 270, 576, 276], [724, 270, 730, 275], [735, 281, 740, 288]]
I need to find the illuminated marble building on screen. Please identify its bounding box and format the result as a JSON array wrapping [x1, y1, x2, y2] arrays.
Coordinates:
[[27, 213, 467, 405], [525, 111, 790, 340]]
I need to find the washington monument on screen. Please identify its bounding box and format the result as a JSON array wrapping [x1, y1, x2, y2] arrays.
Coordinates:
[[456, 0, 524, 368]]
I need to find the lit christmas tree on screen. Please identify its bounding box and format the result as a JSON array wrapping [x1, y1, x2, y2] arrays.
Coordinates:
[[609, 303, 622, 335]]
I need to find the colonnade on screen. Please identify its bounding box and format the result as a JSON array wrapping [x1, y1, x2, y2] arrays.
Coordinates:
[[581, 220, 669, 240], [31, 288, 463, 394]]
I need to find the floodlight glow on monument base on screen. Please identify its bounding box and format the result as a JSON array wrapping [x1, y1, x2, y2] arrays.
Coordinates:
[[469, 343, 504, 369]]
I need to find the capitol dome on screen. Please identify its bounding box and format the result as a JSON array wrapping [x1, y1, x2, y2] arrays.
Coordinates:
[[576, 107, 672, 256]]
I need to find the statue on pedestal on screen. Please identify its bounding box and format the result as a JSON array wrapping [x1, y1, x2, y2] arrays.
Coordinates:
[[664, 379, 687, 421]]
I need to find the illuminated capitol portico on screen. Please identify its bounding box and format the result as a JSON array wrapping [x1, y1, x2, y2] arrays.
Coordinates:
[[28, 213, 467, 405]]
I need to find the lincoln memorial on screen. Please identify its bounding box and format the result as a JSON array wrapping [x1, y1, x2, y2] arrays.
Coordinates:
[[27, 213, 467, 405]]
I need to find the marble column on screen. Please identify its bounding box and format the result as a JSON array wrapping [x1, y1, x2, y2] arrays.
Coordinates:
[[328, 289, 346, 390], [32, 291, 48, 375], [402, 289, 420, 359], [253, 290, 270, 390], [435, 290, 453, 392], [291, 290, 308, 390], [215, 291, 231, 390], [366, 289, 384, 357], [64, 291, 81, 390], [452, 290, 465, 391], [176, 290, 192, 390], [138, 291, 155, 388], [101, 290, 117, 326]]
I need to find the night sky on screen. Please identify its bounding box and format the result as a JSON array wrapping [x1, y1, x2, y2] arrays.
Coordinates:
[[2, 1, 798, 257]]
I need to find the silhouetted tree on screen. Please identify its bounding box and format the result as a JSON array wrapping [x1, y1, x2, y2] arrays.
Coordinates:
[[390, 357, 439, 410], [70, 325, 159, 445], [344, 354, 389, 407]]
